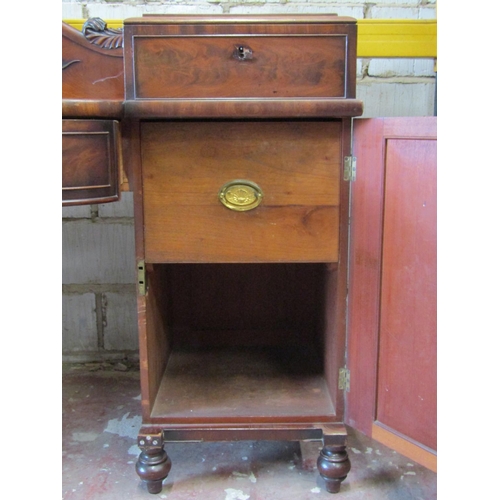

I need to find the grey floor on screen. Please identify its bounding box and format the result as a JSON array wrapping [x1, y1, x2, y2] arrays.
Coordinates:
[[62, 362, 437, 499]]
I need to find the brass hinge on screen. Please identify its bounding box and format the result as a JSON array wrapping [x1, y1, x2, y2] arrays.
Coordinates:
[[343, 156, 357, 182], [339, 367, 350, 392], [137, 260, 147, 296]]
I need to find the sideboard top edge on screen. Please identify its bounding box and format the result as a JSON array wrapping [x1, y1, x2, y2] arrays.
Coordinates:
[[123, 15, 357, 25]]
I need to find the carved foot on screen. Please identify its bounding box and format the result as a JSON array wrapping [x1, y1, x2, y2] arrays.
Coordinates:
[[136, 431, 172, 494], [317, 429, 351, 494]]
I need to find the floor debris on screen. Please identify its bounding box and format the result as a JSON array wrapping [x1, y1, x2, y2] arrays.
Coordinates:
[[62, 364, 437, 500]]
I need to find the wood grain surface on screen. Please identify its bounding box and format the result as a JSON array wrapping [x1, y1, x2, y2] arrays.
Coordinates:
[[124, 16, 358, 101], [347, 117, 437, 461], [62, 22, 124, 102], [150, 346, 336, 423], [133, 35, 347, 99], [62, 119, 120, 205], [376, 137, 437, 451], [141, 120, 341, 263]]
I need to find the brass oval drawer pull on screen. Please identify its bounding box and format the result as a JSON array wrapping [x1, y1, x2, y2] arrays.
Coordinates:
[[218, 180, 263, 211]]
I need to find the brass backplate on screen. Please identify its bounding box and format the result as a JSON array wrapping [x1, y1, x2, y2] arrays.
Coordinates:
[[218, 180, 263, 211]]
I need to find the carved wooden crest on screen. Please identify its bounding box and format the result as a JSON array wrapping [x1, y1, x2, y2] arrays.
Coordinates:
[[83, 18, 123, 49]]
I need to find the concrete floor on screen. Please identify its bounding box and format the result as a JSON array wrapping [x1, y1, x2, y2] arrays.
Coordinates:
[[62, 362, 437, 500]]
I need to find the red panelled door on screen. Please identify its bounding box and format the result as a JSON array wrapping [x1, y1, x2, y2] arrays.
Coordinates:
[[347, 117, 437, 471]]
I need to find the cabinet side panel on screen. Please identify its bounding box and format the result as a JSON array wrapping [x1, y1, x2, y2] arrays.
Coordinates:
[[323, 264, 339, 415], [324, 118, 352, 419], [141, 265, 172, 421]]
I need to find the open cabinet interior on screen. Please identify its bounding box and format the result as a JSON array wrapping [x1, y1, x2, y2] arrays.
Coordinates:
[[133, 111, 352, 493], [143, 262, 341, 424], [137, 117, 347, 426]]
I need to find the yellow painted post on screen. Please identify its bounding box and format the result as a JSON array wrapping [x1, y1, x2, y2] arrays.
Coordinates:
[[357, 20, 436, 58]]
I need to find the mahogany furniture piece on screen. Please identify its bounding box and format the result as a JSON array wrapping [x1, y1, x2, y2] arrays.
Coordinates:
[[123, 15, 362, 494], [62, 19, 124, 206], [62, 14, 364, 494]]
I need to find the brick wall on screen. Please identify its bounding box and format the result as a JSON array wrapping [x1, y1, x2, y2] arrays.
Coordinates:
[[62, 195, 138, 361], [62, 0, 436, 362]]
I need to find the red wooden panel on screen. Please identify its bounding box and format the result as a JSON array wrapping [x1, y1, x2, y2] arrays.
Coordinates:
[[347, 118, 437, 457], [376, 138, 437, 450]]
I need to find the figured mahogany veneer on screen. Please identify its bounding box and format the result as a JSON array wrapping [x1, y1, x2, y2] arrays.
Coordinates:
[[132, 35, 348, 99], [123, 14, 361, 120], [62, 119, 121, 206]]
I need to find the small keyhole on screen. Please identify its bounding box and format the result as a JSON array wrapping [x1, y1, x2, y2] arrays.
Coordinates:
[[234, 45, 253, 61]]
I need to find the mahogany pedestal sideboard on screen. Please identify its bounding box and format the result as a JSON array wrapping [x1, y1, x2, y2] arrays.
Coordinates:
[[63, 15, 363, 494]]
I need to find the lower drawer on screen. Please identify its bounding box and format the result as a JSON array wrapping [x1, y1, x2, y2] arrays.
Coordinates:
[[141, 121, 342, 263], [62, 119, 121, 206]]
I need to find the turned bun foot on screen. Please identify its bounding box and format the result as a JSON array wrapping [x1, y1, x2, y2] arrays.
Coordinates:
[[136, 445, 172, 495], [317, 444, 351, 494]]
